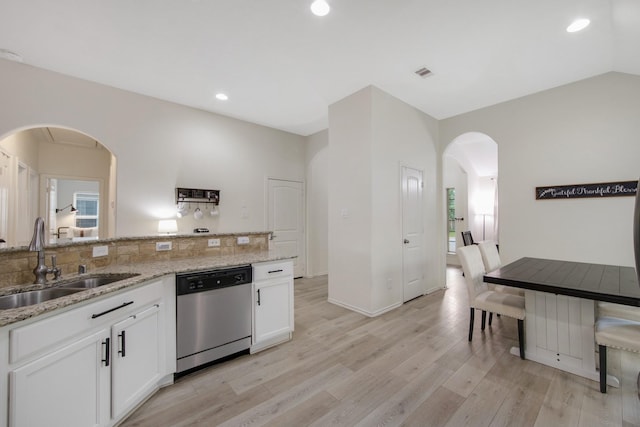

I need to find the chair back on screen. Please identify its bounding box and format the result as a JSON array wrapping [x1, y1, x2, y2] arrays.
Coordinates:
[[457, 245, 489, 303], [461, 231, 474, 246], [478, 241, 501, 272]]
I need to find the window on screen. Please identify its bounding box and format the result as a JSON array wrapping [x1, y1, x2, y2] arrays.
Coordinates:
[[74, 192, 99, 228]]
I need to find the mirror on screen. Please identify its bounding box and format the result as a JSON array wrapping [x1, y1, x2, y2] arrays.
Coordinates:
[[0, 127, 115, 249]]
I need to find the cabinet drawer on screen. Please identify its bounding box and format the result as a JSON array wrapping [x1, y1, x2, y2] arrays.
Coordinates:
[[9, 280, 164, 365], [253, 260, 293, 281]]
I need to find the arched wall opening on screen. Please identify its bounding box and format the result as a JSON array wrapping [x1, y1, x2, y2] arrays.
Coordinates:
[[442, 132, 498, 265], [0, 125, 116, 248]]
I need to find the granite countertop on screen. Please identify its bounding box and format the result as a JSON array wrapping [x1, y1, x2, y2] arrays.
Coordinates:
[[0, 251, 293, 328]]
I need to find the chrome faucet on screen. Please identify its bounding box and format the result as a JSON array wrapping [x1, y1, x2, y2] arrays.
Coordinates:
[[28, 217, 61, 284]]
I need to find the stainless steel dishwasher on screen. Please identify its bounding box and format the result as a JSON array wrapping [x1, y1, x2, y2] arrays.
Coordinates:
[[175, 265, 252, 374]]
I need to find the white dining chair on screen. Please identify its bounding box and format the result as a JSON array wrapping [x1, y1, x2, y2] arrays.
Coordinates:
[[595, 302, 640, 393], [595, 316, 640, 393], [597, 301, 640, 322], [477, 241, 524, 297], [457, 245, 526, 359]]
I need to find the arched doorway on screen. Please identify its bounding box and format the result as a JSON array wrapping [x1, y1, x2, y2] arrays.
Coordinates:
[[443, 132, 498, 265], [0, 126, 116, 247]]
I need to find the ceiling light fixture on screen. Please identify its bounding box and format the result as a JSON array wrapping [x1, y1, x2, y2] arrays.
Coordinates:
[[215, 93, 229, 101], [310, 0, 330, 17], [566, 18, 590, 33]]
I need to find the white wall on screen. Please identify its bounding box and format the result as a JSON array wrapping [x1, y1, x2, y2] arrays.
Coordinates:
[[370, 87, 441, 311], [440, 72, 640, 267], [305, 129, 328, 277], [328, 86, 442, 316], [0, 59, 306, 240], [328, 87, 374, 312], [0, 132, 39, 170]]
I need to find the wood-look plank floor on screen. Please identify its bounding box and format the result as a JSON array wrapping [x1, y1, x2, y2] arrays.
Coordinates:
[[120, 267, 640, 427]]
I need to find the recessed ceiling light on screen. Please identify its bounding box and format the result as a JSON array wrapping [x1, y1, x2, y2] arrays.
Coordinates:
[[310, 0, 330, 17], [215, 93, 228, 101], [566, 18, 590, 33], [0, 49, 23, 62]]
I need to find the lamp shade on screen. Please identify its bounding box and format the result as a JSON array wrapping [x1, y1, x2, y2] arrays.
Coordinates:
[[158, 219, 178, 234]]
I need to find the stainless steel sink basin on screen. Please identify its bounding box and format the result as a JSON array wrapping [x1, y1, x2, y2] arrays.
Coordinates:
[[56, 273, 139, 289], [0, 273, 140, 311], [0, 288, 84, 310]]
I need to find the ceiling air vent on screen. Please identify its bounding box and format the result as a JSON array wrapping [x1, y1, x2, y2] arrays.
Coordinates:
[[0, 49, 22, 62], [415, 67, 432, 78]]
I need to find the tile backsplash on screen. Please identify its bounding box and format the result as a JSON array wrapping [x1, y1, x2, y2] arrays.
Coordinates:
[[0, 232, 269, 288]]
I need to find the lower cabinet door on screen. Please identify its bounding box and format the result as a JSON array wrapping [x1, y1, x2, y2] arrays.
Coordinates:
[[10, 329, 111, 427], [254, 278, 293, 343], [111, 304, 162, 420]]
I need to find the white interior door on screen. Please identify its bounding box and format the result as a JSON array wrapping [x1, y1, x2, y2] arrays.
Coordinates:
[[0, 150, 11, 245], [46, 178, 58, 244], [16, 163, 30, 246], [455, 187, 468, 250], [402, 166, 424, 302], [267, 179, 305, 278]]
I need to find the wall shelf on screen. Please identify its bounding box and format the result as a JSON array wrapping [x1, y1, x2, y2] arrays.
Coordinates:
[[176, 188, 220, 205]]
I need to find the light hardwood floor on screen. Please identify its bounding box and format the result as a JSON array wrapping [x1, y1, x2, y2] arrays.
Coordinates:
[[121, 267, 640, 427]]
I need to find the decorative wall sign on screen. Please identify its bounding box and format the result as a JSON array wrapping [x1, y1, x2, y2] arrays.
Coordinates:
[[536, 180, 638, 200]]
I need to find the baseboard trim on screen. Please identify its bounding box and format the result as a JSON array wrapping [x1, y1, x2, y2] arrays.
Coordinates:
[[302, 271, 329, 279], [327, 298, 402, 318]]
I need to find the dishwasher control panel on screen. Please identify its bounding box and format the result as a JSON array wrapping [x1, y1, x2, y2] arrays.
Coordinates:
[[176, 265, 252, 295]]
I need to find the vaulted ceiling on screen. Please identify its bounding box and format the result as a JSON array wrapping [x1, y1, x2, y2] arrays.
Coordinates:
[[2, 0, 639, 136]]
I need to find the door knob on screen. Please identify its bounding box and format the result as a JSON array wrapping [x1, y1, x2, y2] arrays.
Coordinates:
[[404, 239, 410, 244]]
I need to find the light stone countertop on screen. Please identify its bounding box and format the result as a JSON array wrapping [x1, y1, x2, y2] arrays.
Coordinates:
[[0, 250, 293, 327]]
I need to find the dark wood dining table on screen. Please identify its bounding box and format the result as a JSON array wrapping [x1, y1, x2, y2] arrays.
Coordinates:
[[483, 257, 640, 389], [483, 257, 640, 306]]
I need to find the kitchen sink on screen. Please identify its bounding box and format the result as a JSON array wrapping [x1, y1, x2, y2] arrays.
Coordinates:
[[0, 288, 84, 310], [56, 273, 140, 289], [0, 273, 140, 310]]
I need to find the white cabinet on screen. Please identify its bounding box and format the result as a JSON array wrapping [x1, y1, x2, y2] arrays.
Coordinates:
[[10, 328, 111, 427], [252, 260, 294, 352], [5, 276, 175, 427], [111, 303, 163, 420]]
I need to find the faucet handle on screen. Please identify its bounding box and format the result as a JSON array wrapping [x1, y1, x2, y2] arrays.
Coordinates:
[[51, 255, 62, 280]]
